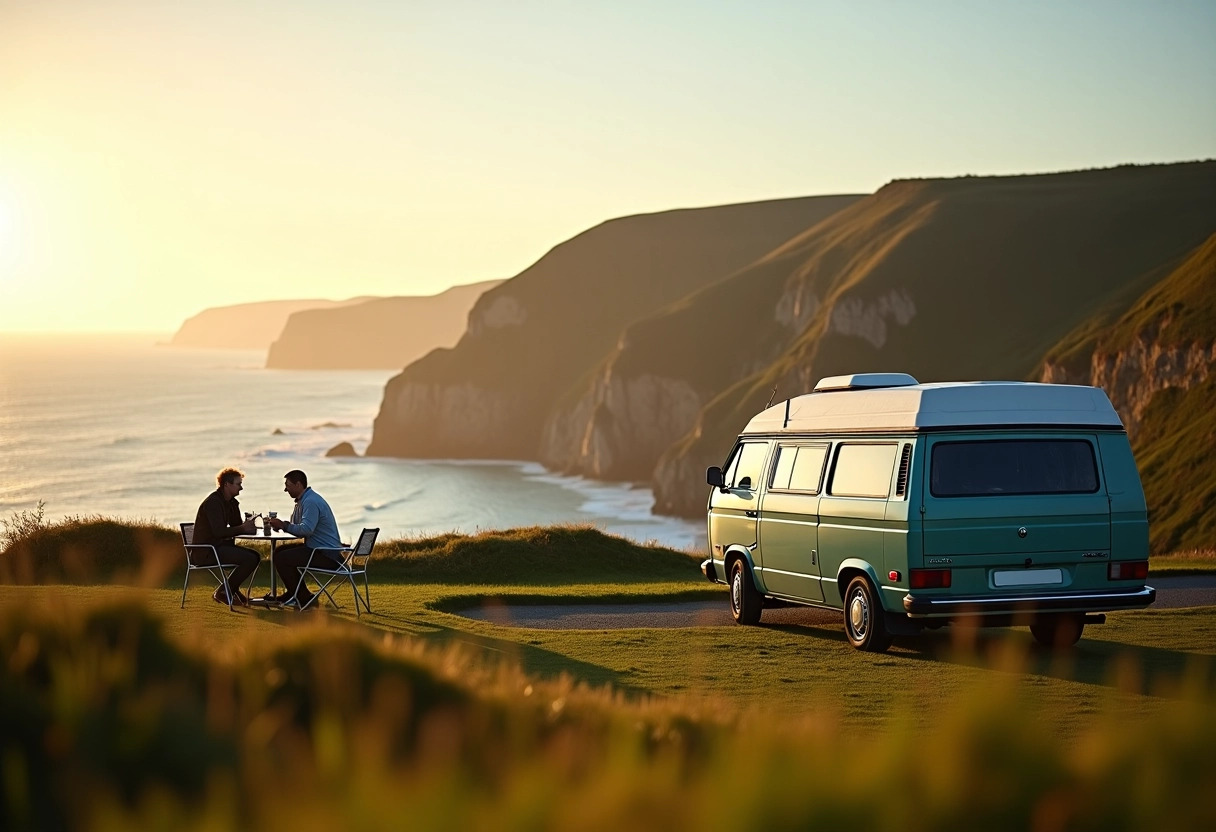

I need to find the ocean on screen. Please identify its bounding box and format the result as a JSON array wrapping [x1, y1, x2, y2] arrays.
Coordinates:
[[0, 333, 705, 550]]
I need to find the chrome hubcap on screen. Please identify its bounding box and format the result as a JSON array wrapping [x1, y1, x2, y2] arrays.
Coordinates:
[[732, 572, 741, 612], [849, 591, 867, 634]]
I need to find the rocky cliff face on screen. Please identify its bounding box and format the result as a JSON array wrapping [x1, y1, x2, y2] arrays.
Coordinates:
[[652, 439, 709, 518], [539, 367, 703, 481], [367, 380, 536, 460], [1041, 338, 1216, 438], [647, 286, 921, 518]]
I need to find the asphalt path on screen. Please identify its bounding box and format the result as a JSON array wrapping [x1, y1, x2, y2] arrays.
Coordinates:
[[455, 576, 1216, 630]]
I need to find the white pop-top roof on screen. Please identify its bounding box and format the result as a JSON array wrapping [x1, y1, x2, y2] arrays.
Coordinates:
[[743, 379, 1123, 435]]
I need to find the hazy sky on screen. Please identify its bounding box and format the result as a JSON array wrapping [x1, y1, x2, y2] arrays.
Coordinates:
[[1, 0, 1213, 332]]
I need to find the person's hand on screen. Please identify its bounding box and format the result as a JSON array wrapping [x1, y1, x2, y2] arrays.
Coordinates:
[[241, 518, 257, 534], [270, 517, 285, 531]]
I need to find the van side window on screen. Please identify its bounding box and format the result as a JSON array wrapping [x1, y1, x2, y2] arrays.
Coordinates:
[[790, 446, 829, 492], [830, 443, 899, 498], [727, 442, 769, 491], [771, 444, 829, 493], [721, 444, 744, 487], [931, 439, 1099, 497], [770, 445, 796, 489]]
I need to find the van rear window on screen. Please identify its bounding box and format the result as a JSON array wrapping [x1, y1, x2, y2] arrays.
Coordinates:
[[930, 439, 1099, 497]]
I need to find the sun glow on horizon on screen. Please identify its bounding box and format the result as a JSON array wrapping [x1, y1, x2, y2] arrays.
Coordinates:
[[0, 0, 1212, 333], [0, 188, 17, 271]]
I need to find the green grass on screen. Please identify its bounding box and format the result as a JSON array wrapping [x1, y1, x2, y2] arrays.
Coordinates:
[[1134, 378, 1216, 552], [1094, 232, 1216, 354], [373, 525, 704, 585], [5, 520, 1216, 829], [1150, 548, 1216, 574]]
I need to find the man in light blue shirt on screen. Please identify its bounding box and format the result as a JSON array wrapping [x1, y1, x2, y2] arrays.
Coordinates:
[[269, 469, 343, 607]]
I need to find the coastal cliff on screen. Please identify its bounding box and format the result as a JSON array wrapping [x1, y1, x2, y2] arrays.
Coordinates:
[[265, 280, 501, 370], [652, 164, 1216, 520], [539, 368, 704, 481], [1037, 233, 1216, 550], [1041, 339, 1216, 438], [366, 195, 863, 460], [169, 298, 370, 350], [1038, 233, 1216, 437]]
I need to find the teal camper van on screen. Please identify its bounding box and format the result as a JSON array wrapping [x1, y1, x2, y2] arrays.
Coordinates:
[[702, 374, 1155, 651]]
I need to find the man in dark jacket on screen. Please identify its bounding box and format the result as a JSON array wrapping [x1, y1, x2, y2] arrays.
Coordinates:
[[193, 467, 260, 605]]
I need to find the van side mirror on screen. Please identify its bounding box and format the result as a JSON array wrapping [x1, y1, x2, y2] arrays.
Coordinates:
[[706, 466, 724, 488]]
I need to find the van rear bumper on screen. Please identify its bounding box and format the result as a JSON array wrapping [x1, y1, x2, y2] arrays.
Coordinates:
[[701, 558, 722, 584], [903, 586, 1155, 617]]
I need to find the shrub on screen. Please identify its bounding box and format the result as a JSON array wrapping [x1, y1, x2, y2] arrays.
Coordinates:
[[0, 501, 47, 550], [0, 510, 181, 586]]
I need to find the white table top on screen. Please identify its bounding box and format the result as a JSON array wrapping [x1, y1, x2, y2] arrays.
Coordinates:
[[235, 531, 301, 542]]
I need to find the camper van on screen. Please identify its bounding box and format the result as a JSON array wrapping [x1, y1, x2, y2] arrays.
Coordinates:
[[702, 373, 1155, 652]]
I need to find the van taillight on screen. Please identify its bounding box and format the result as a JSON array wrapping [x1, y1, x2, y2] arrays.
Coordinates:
[[910, 568, 952, 589], [1108, 561, 1148, 581]]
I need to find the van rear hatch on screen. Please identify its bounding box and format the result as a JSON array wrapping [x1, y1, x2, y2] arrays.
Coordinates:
[[921, 436, 1110, 564]]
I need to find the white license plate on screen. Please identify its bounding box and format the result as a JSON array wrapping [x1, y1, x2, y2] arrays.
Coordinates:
[[993, 568, 1063, 587]]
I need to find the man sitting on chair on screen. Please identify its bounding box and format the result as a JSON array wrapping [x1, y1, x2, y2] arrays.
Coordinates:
[[193, 467, 260, 605], [269, 469, 342, 608]]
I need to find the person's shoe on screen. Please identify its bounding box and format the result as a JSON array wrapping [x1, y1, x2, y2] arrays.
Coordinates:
[[282, 593, 316, 610], [212, 587, 235, 606]]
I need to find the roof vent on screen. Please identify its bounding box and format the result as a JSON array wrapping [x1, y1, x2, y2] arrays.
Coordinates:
[[813, 373, 919, 393]]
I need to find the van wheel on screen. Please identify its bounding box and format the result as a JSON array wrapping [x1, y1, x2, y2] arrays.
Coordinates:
[[729, 559, 762, 625], [1030, 614, 1085, 648], [843, 576, 891, 652]]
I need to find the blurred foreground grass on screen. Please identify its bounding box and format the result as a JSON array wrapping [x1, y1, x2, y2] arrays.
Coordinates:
[[4, 595, 1216, 831], [3, 517, 1216, 829]]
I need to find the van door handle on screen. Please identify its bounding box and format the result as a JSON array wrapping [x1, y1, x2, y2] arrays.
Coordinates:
[[745, 510, 758, 518]]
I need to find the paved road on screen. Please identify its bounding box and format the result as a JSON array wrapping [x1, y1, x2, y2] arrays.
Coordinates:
[[1148, 575, 1216, 608], [456, 576, 1216, 630]]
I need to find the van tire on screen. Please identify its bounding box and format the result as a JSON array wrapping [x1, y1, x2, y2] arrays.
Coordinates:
[[843, 576, 891, 652], [1030, 614, 1085, 648], [729, 559, 762, 625]]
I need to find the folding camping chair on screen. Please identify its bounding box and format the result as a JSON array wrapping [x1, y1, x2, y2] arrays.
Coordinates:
[[295, 528, 379, 616], [179, 522, 258, 611]]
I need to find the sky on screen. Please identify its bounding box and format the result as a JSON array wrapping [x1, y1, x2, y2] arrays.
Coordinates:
[[0, 0, 1213, 333]]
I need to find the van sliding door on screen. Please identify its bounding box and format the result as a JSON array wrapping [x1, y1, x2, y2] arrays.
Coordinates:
[[818, 442, 900, 606], [758, 443, 828, 602]]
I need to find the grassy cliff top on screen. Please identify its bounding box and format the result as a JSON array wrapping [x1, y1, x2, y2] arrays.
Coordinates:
[[0, 518, 702, 587], [1134, 377, 1216, 553], [1096, 232, 1216, 353]]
